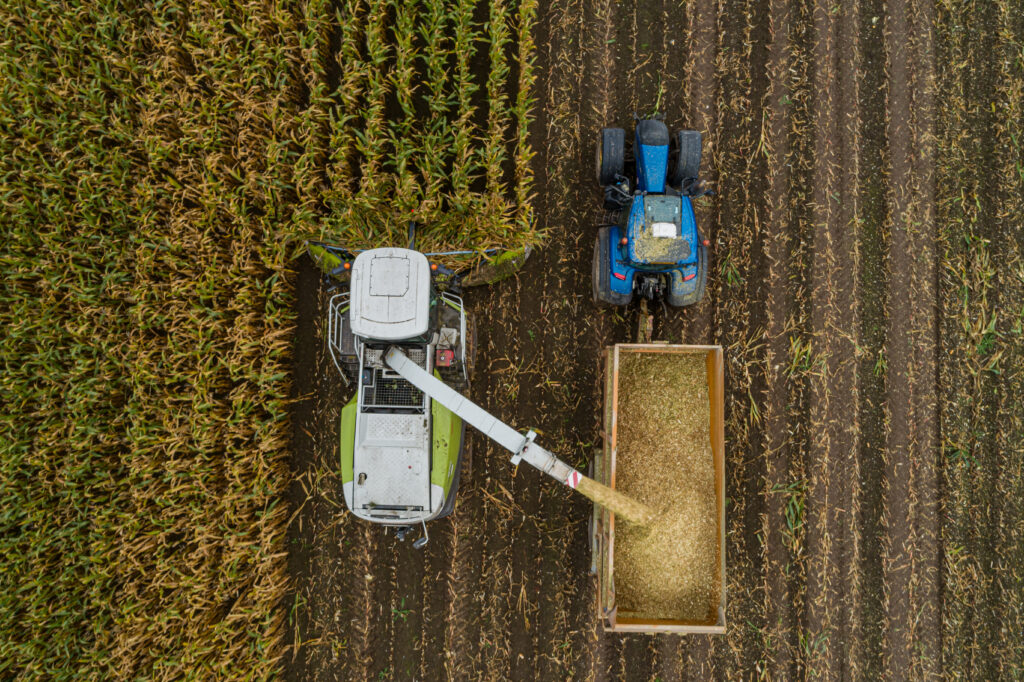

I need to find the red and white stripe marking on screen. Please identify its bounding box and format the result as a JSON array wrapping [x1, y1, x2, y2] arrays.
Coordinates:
[[565, 470, 582, 489]]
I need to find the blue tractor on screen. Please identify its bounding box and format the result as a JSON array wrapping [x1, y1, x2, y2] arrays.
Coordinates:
[[592, 118, 711, 308]]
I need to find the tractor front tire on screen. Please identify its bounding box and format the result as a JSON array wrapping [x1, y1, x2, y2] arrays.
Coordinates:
[[669, 129, 702, 189], [593, 228, 633, 307], [596, 128, 625, 185]]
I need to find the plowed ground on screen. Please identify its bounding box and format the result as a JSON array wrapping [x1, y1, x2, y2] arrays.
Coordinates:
[[288, 0, 1024, 679]]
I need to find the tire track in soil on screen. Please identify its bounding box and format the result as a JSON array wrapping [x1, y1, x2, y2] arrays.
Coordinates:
[[350, 524, 380, 681], [473, 283, 522, 681], [803, 0, 860, 678], [881, 0, 914, 671], [881, 0, 940, 674], [907, 0, 940, 676], [416, 519, 452, 682], [757, 0, 798, 675], [440, 440, 484, 680], [389, 532, 428, 679], [703, 0, 773, 674], [368, 536, 396, 680], [853, 0, 889, 675]]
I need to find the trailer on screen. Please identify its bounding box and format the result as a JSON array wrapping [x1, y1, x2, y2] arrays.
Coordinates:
[[592, 343, 726, 634]]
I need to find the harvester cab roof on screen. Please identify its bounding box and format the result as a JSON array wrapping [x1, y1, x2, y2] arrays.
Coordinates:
[[350, 248, 433, 341]]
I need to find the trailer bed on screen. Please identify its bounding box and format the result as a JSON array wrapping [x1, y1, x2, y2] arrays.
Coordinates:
[[592, 344, 726, 634]]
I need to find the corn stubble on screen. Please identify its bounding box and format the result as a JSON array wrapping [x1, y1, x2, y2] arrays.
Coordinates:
[[0, 0, 538, 678], [613, 353, 718, 623]]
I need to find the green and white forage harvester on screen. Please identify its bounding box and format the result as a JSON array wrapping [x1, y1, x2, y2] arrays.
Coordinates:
[[322, 247, 599, 548]]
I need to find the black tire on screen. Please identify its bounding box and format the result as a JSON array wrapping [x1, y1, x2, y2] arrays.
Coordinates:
[[593, 227, 633, 306], [667, 242, 707, 308], [596, 128, 625, 185], [669, 129, 702, 188]]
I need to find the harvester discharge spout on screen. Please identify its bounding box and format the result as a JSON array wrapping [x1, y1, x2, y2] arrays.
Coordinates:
[[384, 347, 655, 526]]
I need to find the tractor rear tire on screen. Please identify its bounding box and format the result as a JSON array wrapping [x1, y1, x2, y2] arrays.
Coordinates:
[[669, 129, 702, 188], [596, 128, 625, 185], [593, 228, 633, 307], [667, 242, 708, 308]]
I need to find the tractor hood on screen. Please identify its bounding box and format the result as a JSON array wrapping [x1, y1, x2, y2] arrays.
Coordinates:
[[350, 248, 431, 341]]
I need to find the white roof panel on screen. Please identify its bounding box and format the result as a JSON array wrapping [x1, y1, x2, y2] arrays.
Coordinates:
[[350, 248, 431, 340]]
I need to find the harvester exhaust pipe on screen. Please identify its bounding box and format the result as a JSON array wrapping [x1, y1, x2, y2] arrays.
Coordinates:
[[384, 347, 655, 526]]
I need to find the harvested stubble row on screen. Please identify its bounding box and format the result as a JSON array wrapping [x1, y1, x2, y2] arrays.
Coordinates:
[[614, 353, 718, 622]]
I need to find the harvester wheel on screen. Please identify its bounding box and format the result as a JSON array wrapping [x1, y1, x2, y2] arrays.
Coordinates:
[[669, 129, 702, 189], [596, 128, 625, 185]]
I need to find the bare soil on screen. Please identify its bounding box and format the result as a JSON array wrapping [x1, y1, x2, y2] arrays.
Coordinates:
[[284, 0, 976, 678]]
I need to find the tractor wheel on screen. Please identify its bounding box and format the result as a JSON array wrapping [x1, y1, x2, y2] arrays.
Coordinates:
[[596, 128, 625, 185], [692, 241, 708, 304], [593, 228, 632, 307], [669, 129, 702, 188], [667, 242, 708, 308]]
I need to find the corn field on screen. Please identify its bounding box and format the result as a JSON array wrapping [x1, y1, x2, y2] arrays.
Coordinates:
[[3, 0, 1023, 679], [317, 0, 540, 259], [0, 0, 537, 678]]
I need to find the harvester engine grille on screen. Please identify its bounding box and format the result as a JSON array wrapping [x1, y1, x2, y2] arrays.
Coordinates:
[[360, 346, 428, 411], [370, 374, 423, 408], [364, 347, 426, 369]]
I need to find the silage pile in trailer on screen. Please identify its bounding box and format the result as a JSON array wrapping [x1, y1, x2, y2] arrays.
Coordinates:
[[614, 353, 719, 623], [0, 0, 539, 678]]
